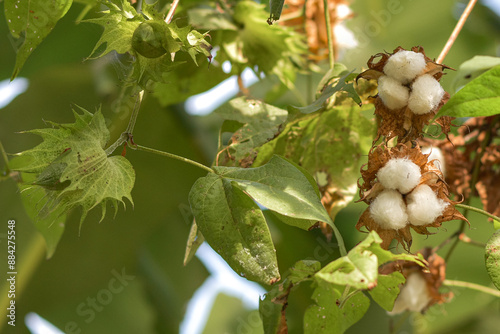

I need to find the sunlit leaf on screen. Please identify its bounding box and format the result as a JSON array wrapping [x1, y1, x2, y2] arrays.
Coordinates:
[[451, 56, 500, 92], [437, 65, 500, 118]]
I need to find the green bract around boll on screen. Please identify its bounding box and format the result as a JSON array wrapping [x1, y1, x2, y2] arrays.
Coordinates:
[[132, 21, 168, 58]]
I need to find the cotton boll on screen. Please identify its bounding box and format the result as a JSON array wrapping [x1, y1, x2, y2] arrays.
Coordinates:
[[422, 147, 446, 177], [370, 189, 408, 230], [377, 158, 422, 194], [407, 185, 449, 226], [389, 272, 432, 314], [408, 74, 445, 115], [378, 75, 410, 110], [383, 50, 426, 84]]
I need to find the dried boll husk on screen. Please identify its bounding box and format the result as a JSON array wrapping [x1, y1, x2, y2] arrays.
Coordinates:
[[356, 46, 453, 142], [357, 142, 468, 250]]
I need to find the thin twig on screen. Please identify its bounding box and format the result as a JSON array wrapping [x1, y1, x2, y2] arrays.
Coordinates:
[[444, 279, 500, 298], [165, 0, 180, 24], [455, 203, 500, 222], [323, 0, 335, 69], [436, 0, 478, 63], [458, 233, 486, 248], [133, 144, 214, 174]]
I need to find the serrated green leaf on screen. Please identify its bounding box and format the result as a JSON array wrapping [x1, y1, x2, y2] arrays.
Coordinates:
[[304, 283, 369, 334], [14, 107, 135, 227], [316, 231, 425, 289], [14, 167, 66, 259], [485, 230, 500, 290], [451, 56, 500, 92], [216, 97, 288, 164], [188, 173, 280, 285], [215, 155, 331, 224], [289, 70, 361, 114], [5, 0, 72, 79], [436, 65, 500, 118], [368, 272, 405, 311]]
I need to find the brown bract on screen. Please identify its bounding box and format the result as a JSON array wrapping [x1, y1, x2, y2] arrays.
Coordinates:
[[380, 248, 452, 311], [356, 46, 453, 142], [356, 142, 467, 251]]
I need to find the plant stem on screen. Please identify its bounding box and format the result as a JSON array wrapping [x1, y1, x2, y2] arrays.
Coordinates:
[[436, 0, 478, 63], [0, 141, 10, 174], [339, 289, 360, 308], [323, 0, 335, 69], [133, 144, 214, 174], [105, 89, 144, 156], [329, 219, 347, 257], [455, 203, 500, 222], [444, 279, 500, 298], [165, 0, 180, 24]]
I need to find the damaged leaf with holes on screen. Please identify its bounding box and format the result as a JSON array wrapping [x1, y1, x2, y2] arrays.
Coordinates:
[[13, 106, 135, 229]]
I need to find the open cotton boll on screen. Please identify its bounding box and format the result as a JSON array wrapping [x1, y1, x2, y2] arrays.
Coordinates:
[[407, 185, 448, 226], [378, 75, 410, 110], [370, 189, 408, 230], [422, 147, 446, 177], [383, 50, 426, 84], [389, 272, 432, 314], [408, 74, 445, 115], [377, 158, 422, 194]]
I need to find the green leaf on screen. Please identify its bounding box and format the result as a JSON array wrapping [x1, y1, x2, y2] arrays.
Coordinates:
[[14, 107, 135, 227], [255, 103, 375, 221], [183, 220, 205, 266], [485, 230, 500, 290], [268, 0, 285, 24], [216, 155, 331, 224], [188, 173, 280, 285], [15, 169, 67, 259], [316, 231, 424, 289], [219, 1, 307, 88], [259, 260, 320, 333], [436, 65, 500, 118], [304, 283, 369, 334], [289, 71, 361, 114], [368, 272, 405, 311], [451, 56, 500, 92], [5, 0, 73, 80], [216, 97, 288, 165], [188, 8, 238, 31]]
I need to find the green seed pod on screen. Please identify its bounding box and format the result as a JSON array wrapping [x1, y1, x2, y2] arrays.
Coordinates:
[[132, 21, 167, 58]]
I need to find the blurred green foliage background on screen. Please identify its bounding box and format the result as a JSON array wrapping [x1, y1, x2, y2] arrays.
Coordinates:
[[0, 0, 499, 333]]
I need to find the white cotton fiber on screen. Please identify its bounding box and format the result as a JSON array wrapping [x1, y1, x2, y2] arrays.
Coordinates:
[[422, 146, 446, 177], [370, 189, 408, 230], [406, 184, 448, 226], [378, 75, 410, 110], [377, 158, 422, 194], [383, 50, 426, 84], [408, 74, 445, 115], [389, 272, 432, 314]]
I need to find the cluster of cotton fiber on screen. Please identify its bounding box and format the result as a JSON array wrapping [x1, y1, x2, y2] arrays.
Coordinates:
[[377, 50, 445, 115], [369, 157, 447, 231]]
